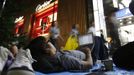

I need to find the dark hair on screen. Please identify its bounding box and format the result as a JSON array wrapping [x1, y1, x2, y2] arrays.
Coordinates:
[[129, 1, 134, 15], [51, 21, 55, 27], [25, 36, 48, 58], [72, 24, 77, 29], [112, 42, 134, 70]]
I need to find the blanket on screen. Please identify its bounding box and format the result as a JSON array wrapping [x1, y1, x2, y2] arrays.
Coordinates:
[[35, 63, 134, 75]]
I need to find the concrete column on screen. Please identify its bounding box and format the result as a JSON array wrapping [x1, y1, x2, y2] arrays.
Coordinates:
[[92, 0, 107, 38]]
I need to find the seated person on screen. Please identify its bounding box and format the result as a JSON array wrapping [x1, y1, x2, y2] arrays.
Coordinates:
[[112, 42, 134, 70], [25, 36, 93, 73]]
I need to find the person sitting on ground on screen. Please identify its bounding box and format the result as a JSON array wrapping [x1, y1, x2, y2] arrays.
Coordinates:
[[25, 36, 93, 73]]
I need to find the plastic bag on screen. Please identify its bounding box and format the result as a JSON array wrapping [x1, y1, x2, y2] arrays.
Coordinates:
[[64, 35, 78, 50]]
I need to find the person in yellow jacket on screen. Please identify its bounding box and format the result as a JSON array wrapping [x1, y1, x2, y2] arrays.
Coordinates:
[[64, 24, 79, 50]]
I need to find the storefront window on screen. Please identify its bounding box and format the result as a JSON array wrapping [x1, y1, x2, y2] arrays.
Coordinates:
[[31, 0, 58, 38]]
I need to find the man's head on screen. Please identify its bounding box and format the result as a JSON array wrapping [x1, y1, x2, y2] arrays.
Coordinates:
[[72, 24, 79, 30], [26, 36, 52, 56]]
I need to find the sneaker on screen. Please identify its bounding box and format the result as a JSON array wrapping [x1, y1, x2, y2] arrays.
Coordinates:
[[0, 46, 12, 71], [9, 48, 35, 71]]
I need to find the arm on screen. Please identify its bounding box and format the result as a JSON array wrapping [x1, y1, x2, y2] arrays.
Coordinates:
[[80, 47, 93, 69], [47, 42, 56, 51], [60, 48, 93, 70], [57, 28, 64, 41], [58, 35, 64, 42]]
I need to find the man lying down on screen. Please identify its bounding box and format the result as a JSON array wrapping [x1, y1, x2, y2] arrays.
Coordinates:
[[25, 36, 93, 73]]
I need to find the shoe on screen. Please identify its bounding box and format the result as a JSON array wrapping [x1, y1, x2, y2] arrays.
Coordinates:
[[0, 46, 12, 71], [9, 48, 35, 71]]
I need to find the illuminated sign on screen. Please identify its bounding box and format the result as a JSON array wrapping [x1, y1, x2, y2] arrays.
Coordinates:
[[15, 16, 24, 23], [36, 0, 52, 12]]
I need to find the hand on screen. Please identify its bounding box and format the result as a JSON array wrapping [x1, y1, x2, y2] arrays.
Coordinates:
[[59, 35, 64, 42], [85, 47, 91, 54]]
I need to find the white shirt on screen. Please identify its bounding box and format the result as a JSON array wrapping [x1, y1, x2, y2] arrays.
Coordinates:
[[88, 26, 96, 36], [50, 26, 60, 39], [70, 29, 79, 36]]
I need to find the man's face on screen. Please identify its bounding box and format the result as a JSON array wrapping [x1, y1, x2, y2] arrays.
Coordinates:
[[44, 42, 56, 56]]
